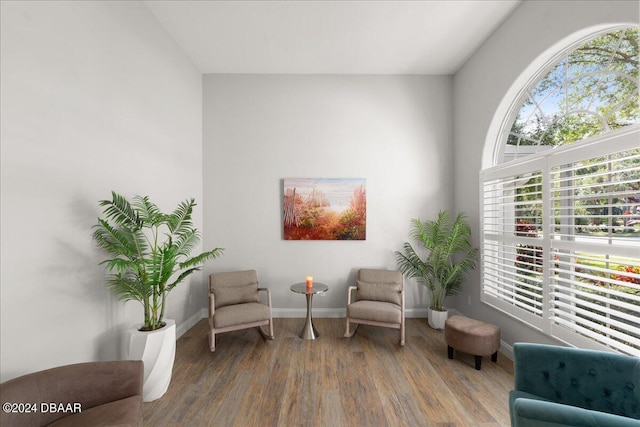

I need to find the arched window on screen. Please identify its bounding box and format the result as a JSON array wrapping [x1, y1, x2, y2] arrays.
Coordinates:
[[503, 27, 638, 162], [481, 26, 639, 356]]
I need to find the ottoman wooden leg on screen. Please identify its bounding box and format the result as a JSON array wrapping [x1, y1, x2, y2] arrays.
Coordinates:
[[475, 355, 482, 370], [448, 345, 454, 359], [491, 351, 498, 363]]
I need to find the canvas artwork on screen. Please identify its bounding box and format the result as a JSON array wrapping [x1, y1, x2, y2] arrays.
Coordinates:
[[283, 178, 366, 240]]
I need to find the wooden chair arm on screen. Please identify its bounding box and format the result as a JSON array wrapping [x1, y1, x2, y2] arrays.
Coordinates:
[[346, 285, 358, 305], [258, 287, 272, 308], [208, 293, 215, 320]]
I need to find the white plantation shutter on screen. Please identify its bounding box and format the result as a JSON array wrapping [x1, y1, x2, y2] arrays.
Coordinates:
[[482, 164, 546, 330], [481, 126, 640, 356], [548, 141, 640, 355]]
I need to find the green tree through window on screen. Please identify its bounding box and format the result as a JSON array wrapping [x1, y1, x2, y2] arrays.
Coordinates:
[[508, 28, 638, 153]]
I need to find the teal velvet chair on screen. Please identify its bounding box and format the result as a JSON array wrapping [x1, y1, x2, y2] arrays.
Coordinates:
[[510, 342, 640, 427]]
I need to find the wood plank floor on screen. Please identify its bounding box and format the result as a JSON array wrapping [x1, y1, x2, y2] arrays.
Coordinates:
[[143, 318, 514, 426]]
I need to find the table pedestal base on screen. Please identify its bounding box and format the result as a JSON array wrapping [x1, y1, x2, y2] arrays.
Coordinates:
[[290, 282, 328, 340], [299, 293, 319, 340]]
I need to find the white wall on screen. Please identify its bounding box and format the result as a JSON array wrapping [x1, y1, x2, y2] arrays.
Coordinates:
[[0, 1, 204, 381], [452, 1, 639, 352], [5, 0, 630, 383], [203, 75, 453, 316]]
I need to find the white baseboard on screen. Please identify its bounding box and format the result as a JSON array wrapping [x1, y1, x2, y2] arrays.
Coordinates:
[[406, 308, 429, 318], [273, 308, 345, 318], [177, 307, 429, 337], [176, 308, 208, 338], [499, 341, 514, 361], [273, 307, 430, 318], [174, 307, 516, 359]]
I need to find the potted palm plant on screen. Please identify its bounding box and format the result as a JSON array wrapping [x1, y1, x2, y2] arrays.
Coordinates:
[[394, 210, 477, 329], [93, 191, 223, 401]]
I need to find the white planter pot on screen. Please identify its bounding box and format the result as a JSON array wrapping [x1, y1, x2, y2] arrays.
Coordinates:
[[428, 308, 448, 330], [124, 319, 176, 402]]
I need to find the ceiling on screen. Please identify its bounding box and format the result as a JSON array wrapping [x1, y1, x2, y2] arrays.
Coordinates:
[[143, 0, 521, 75]]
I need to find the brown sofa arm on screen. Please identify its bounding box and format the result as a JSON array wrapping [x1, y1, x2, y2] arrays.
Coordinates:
[[0, 360, 143, 426]]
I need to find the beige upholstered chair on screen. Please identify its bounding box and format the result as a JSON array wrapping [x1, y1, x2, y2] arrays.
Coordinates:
[[344, 269, 405, 346], [208, 270, 274, 352]]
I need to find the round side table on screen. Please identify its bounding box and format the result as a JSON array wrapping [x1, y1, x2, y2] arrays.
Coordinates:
[[290, 282, 328, 339]]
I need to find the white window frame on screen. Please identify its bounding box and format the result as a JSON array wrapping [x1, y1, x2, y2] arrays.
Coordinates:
[[480, 125, 640, 356]]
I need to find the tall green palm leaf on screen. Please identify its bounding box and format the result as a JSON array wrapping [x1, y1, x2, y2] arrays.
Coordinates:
[[395, 210, 477, 311], [93, 191, 224, 331]]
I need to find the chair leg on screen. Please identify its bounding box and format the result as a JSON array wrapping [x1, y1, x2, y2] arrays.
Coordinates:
[[400, 324, 405, 346], [268, 317, 275, 339], [209, 330, 216, 352], [344, 319, 359, 338], [448, 345, 454, 359], [258, 321, 275, 340]]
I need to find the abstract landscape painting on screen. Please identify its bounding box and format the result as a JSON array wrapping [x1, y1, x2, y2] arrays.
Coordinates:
[[283, 178, 366, 240]]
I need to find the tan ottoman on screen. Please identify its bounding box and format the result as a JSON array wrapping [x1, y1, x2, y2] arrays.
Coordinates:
[[444, 315, 500, 370]]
